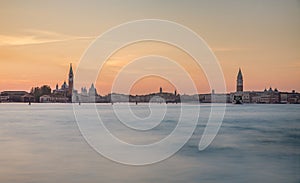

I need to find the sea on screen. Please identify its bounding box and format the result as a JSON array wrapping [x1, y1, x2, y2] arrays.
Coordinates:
[[0, 103, 299, 183]]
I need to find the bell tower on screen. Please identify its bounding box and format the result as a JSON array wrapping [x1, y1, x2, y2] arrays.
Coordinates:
[[236, 68, 243, 92], [68, 63, 74, 98]]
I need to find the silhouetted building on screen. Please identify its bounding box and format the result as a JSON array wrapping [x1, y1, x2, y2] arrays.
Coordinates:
[[68, 63, 74, 99], [40, 95, 52, 103], [88, 83, 97, 96], [52, 63, 74, 102], [21, 93, 34, 102], [0, 91, 29, 102]]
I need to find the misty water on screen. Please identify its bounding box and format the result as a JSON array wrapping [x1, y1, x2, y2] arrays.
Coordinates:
[[0, 103, 299, 183]]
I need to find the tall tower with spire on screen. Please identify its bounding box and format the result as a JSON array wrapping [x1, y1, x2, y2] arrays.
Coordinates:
[[68, 63, 74, 98], [236, 68, 243, 92]]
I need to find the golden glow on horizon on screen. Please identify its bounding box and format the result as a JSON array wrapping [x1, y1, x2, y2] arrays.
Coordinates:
[[95, 41, 209, 95], [129, 76, 176, 95]]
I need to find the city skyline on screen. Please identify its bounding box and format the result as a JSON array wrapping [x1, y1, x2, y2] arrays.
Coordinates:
[[0, 62, 298, 95], [2, 65, 298, 104], [0, 1, 299, 94]]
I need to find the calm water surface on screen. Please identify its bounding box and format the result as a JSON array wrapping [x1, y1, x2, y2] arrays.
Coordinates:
[[0, 103, 299, 183]]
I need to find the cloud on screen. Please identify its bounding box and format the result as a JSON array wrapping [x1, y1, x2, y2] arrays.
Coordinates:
[[212, 47, 247, 52], [0, 29, 95, 46]]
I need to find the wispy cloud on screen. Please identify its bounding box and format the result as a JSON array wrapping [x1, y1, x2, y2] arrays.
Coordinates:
[[212, 47, 247, 52], [0, 29, 95, 46]]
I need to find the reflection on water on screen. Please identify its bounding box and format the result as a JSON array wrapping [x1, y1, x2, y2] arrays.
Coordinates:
[[0, 103, 299, 183]]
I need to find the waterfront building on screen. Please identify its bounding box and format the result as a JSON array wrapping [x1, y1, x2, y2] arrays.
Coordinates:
[[88, 83, 97, 97], [52, 63, 74, 102], [199, 92, 229, 103], [0, 91, 30, 102], [20, 93, 34, 102], [286, 91, 300, 104], [39, 95, 52, 103], [0, 95, 9, 102]]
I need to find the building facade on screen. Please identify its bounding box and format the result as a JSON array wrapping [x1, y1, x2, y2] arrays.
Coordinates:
[[52, 63, 74, 102]]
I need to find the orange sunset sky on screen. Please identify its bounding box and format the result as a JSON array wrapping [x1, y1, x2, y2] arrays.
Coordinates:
[[0, 0, 299, 95]]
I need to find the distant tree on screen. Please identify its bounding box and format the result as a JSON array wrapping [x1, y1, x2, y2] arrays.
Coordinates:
[[40, 85, 51, 95], [30, 85, 52, 102], [30, 87, 40, 102], [30, 87, 34, 94]]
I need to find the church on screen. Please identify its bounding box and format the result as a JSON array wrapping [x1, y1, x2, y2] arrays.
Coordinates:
[[52, 63, 74, 102]]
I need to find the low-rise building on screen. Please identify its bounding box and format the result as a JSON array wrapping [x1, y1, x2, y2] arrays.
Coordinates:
[[21, 94, 34, 102], [0, 91, 29, 102], [40, 95, 52, 103]]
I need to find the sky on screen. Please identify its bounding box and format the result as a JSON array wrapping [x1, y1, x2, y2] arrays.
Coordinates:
[[0, 0, 299, 94]]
